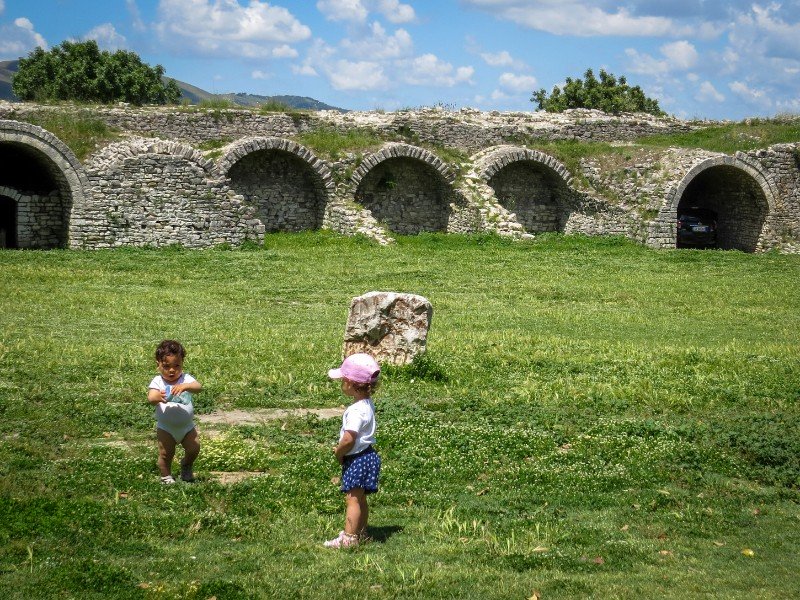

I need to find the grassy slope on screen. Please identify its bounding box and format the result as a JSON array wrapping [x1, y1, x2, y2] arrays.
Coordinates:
[[0, 234, 798, 599]]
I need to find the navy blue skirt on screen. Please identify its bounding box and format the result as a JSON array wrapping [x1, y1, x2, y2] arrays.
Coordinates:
[[341, 446, 381, 494]]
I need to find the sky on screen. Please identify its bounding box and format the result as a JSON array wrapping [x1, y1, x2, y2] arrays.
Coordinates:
[[1, 1, 799, 120]]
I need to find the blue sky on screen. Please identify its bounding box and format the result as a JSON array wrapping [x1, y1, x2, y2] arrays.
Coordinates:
[[1, 1, 799, 119]]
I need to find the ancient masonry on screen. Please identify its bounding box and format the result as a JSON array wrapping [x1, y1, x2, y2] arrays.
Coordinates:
[[1, 101, 799, 253]]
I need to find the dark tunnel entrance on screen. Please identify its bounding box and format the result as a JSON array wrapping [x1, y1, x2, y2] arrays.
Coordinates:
[[676, 165, 768, 252], [0, 142, 72, 249], [0, 196, 17, 248]]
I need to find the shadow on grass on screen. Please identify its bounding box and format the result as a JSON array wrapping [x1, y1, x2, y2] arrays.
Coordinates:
[[367, 525, 403, 543]]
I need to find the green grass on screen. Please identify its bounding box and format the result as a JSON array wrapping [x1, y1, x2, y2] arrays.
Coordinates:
[[1, 233, 799, 599], [17, 109, 121, 160], [638, 117, 800, 154], [295, 127, 385, 160]]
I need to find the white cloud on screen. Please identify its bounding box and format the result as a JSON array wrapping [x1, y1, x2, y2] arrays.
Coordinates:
[[660, 40, 698, 70], [375, 0, 415, 23], [293, 63, 318, 76], [730, 3, 800, 60], [462, 1, 683, 37], [85, 23, 127, 51], [155, 0, 311, 59], [498, 72, 537, 93], [340, 21, 413, 59], [272, 45, 298, 58], [316, 0, 414, 24], [729, 80, 772, 108], [0, 1, 5, 14], [626, 40, 698, 75], [695, 81, 725, 103], [317, 0, 368, 23], [0, 17, 47, 59], [126, 0, 146, 33], [328, 59, 388, 90], [480, 50, 528, 71], [252, 69, 269, 79], [399, 54, 474, 87]]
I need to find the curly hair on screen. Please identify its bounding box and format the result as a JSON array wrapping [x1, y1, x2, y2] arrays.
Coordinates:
[[155, 339, 186, 363], [344, 378, 380, 396]]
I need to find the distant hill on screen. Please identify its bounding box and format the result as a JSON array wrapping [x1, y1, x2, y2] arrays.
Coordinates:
[[0, 59, 345, 111], [0, 59, 18, 102]]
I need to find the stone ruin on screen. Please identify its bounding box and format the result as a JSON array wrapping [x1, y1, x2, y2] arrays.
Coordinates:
[[342, 292, 433, 366], [1, 102, 799, 253]]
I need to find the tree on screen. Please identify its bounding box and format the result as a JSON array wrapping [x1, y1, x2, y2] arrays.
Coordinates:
[[532, 68, 664, 116], [12, 40, 181, 105]]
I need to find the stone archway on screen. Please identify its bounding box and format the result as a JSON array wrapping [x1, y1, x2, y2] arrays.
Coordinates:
[[0, 120, 88, 249], [476, 148, 574, 234], [218, 138, 333, 233], [668, 157, 775, 252], [352, 144, 455, 235]]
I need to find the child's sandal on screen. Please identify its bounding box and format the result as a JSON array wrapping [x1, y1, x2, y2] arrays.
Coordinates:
[[323, 531, 359, 548], [160, 475, 176, 485]]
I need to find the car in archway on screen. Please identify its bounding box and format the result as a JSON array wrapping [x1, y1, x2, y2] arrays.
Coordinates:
[[677, 207, 717, 248]]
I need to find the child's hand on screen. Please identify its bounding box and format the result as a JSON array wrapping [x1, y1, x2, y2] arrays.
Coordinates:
[[170, 383, 188, 395], [333, 446, 343, 465]]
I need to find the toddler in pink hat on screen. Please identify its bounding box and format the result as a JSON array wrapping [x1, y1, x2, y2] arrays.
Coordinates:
[[324, 353, 382, 548]]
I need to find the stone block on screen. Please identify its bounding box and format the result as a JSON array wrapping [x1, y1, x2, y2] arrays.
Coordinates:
[[342, 291, 433, 366]]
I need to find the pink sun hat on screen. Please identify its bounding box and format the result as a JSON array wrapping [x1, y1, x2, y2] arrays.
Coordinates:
[[328, 353, 381, 384]]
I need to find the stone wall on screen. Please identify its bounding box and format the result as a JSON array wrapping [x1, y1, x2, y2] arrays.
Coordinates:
[[0, 102, 697, 150], [1, 104, 799, 253]]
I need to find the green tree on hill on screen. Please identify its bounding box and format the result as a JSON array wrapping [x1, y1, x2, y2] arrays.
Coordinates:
[[12, 40, 181, 105], [532, 68, 664, 116]]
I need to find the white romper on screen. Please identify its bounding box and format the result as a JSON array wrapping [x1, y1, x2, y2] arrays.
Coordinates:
[[149, 373, 197, 442]]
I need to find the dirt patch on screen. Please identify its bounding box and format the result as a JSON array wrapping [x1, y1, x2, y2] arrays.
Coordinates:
[[210, 471, 266, 485], [196, 407, 345, 427]]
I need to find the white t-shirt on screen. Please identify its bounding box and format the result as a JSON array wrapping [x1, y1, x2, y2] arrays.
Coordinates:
[[339, 398, 376, 455], [149, 373, 197, 404]]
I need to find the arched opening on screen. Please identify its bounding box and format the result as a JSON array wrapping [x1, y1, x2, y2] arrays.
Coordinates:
[[488, 160, 570, 233], [676, 165, 768, 251], [0, 141, 71, 249], [355, 157, 452, 235], [0, 196, 17, 248], [227, 149, 327, 232]]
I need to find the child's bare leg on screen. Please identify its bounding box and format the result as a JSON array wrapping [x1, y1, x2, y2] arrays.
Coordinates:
[[180, 428, 200, 479], [156, 428, 177, 477], [345, 488, 368, 536]]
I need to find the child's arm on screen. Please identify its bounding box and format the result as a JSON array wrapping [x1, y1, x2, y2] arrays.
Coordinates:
[[333, 430, 357, 464], [170, 380, 202, 395], [147, 388, 165, 405]]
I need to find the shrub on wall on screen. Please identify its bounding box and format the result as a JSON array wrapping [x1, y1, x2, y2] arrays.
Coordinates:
[[532, 68, 664, 116], [12, 40, 181, 105]]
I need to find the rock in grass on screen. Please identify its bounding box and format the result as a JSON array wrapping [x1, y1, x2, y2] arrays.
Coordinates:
[[342, 291, 433, 365]]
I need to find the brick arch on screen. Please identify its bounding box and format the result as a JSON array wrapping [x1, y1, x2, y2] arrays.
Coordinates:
[[473, 145, 574, 235], [87, 137, 214, 173], [0, 119, 89, 248], [351, 143, 455, 189], [217, 137, 333, 233], [666, 155, 777, 215], [352, 143, 456, 235], [473, 146, 573, 186], [215, 137, 334, 191], [663, 155, 777, 252]]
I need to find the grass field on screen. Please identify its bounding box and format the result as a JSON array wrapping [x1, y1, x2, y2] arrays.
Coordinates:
[[1, 233, 799, 599]]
